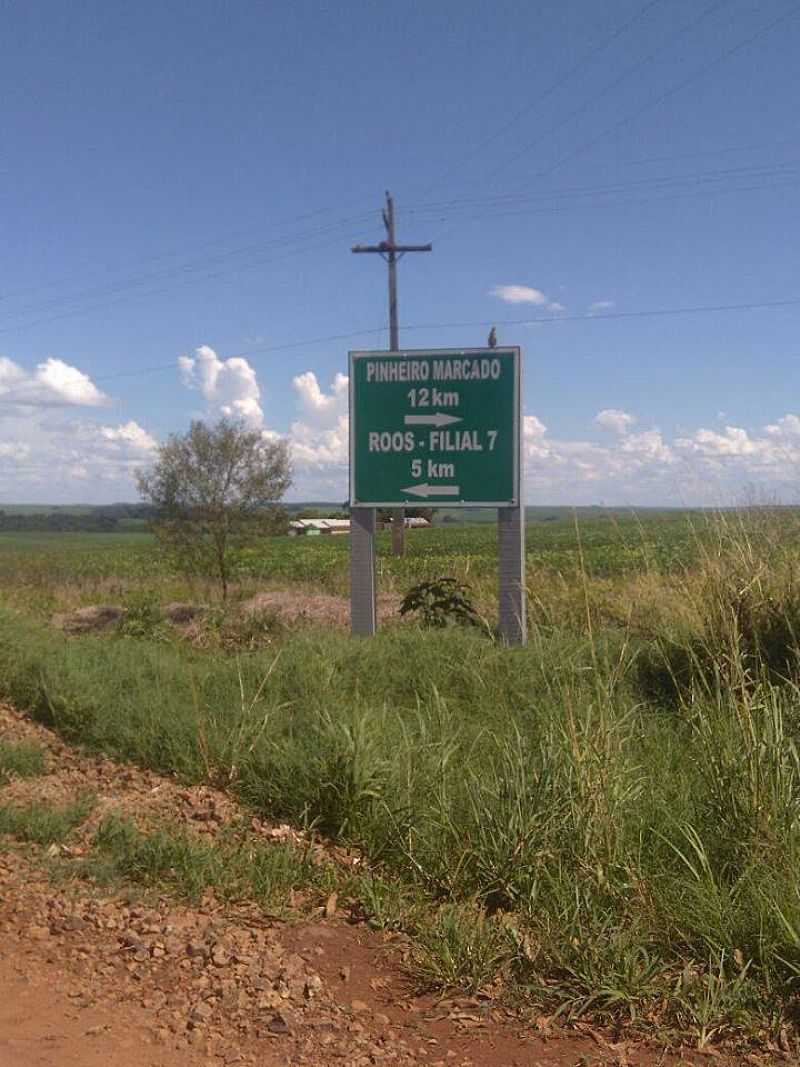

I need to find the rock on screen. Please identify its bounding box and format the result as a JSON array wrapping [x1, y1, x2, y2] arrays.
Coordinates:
[[350, 999, 369, 1013], [28, 925, 49, 941], [191, 1001, 214, 1023], [256, 990, 283, 1011], [267, 1012, 290, 1035], [186, 940, 210, 960]]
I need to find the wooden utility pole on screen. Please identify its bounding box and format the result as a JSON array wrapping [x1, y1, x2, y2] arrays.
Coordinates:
[[352, 192, 432, 556]]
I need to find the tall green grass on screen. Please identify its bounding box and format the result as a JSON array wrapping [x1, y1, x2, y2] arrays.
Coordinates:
[[91, 813, 323, 906], [0, 793, 94, 845], [0, 739, 46, 782], [2, 510, 800, 1043]]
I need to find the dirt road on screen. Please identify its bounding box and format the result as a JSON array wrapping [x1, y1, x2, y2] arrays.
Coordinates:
[[0, 704, 731, 1067]]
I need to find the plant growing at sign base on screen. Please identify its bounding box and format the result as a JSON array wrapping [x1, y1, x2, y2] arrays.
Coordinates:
[[400, 576, 485, 630]]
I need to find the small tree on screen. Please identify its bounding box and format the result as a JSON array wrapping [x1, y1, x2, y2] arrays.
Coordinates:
[[136, 418, 291, 599]]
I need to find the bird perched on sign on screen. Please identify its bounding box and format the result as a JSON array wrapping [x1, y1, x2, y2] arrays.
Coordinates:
[[487, 326, 497, 348]]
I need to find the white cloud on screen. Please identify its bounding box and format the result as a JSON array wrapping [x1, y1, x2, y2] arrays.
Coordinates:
[[0, 355, 108, 408], [292, 371, 348, 426], [595, 408, 636, 434], [523, 414, 550, 460], [676, 425, 758, 458], [291, 415, 349, 467], [0, 442, 30, 462], [765, 414, 800, 437], [513, 407, 687, 501], [0, 358, 26, 392], [589, 300, 615, 313], [289, 372, 350, 469], [673, 417, 800, 487], [491, 285, 548, 306], [179, 345, 264, 428], [99, 420, 158, 452], [0, 411, 161, 504], [177, 353, 353, 486], [523, 414, 547, 439], [490, 285, 565, 314], [620, 430, 674, 464]]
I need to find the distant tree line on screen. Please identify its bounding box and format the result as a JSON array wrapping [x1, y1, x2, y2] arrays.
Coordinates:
[[0, 503, 158, 533]]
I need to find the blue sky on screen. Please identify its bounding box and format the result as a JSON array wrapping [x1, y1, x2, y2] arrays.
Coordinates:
[[1, 0, 799, 505]]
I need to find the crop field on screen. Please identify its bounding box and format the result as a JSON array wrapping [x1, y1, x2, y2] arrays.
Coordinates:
[[0, 508, 700, 604], [3, 507, 800, 1050]]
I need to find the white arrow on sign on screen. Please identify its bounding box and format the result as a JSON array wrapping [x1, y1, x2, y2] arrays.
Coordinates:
[[404, 412, 462, 427], [402, 483, 461, 498]]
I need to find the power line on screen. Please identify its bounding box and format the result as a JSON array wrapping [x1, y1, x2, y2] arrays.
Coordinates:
[[0, 211, 375, 323], [91, 326, 389, 382], [0, 226, 376, 336], [1, 1, 662, 325], [415, 0, 666, 198], [10, 158, 796, 338], [0, 203, 376, 304], [623, 131, 800, 167], [12, 158, 794, 333], [400, 161, 800, 230], [411, 176, 800, 226], [7, 166, 797, 340], [477, 0, 730, 188], [403, 296, 800, 332], [407, 159, 800, 213], [88, 294, 800, 384], [425, 2, 800, 248], [508, 1, 800, 193]]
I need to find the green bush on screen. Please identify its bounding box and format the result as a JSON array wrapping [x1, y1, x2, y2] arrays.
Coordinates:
[[400, 577, 486, 630]]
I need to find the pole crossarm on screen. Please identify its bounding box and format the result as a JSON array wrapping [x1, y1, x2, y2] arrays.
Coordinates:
[[351, 243, 433, 254]]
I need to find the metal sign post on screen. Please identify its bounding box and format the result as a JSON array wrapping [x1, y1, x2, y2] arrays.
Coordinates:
[[349, 346, 526, 644], [350, 507, 377, 636], [498, 504, 527, 645]]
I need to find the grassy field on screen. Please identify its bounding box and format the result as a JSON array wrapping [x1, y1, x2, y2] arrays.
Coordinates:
[[2, 508, 800, 1048]]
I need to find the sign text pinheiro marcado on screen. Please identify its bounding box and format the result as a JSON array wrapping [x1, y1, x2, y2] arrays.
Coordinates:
[[349, 348, 520, 507]]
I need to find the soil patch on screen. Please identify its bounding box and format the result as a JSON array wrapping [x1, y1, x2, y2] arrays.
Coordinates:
[[52, 590, 401, 637], [241, 590, 400, 627], [52, 605, 123, 634]]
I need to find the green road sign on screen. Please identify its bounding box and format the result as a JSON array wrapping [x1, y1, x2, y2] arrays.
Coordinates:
[[349, 347, 520, 507]]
